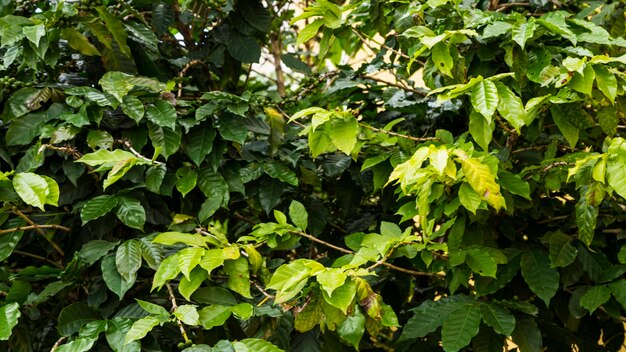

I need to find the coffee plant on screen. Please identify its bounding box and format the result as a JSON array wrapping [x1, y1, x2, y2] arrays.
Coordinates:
[[0, 0, 625, 350]]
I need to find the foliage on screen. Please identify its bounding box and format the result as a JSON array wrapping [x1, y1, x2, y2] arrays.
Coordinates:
[[0, 0, 626, 351]]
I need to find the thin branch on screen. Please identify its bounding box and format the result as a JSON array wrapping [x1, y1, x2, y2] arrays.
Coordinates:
[[13, 250, 63, 269], [351, 28, 410, 60], [289, 230, 442, 277], [177, 59, 209, 98], [367, 244, 399, 271], [279, 70, 341, 107], [253, 281, 275, 300], [50, 336, 67, 352], [496, 2, 530, 11], [270, 32, 286, 97], [11, 207, 66, 256], [117, 139, 164, 165], [12, 207, 45, 235], [166, 283, 189, 343], [360, 124, 440, 143], [364, 75, 428, 96], [0, 224, 71, 236]]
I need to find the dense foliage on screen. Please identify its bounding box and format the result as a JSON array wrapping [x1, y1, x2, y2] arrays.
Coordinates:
[[1, 0, 626, 350]]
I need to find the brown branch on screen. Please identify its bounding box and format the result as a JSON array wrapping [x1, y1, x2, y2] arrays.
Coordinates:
[[0, 224, 71, 236], [496, 2, 530, 11], [50, 336, 67, 352], [364, 75, 428, 96], [253, 281, 275, 300], [360, 124, 440, 143], [166, 283, 189, 343], [270, 33, 286, 97], [117, 139, 164, 165], [12, 207, 45, 235], [289, 230, 442, 277], [279, 70, 341, 107], [367, 244, 399, 271], [177, 59, 208, 98], [10, 207, 66, 256], [351, 28, 410, 60], [12, 250, 63, 269]]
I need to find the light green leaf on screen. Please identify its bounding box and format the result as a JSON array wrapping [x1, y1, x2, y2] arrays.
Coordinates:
[[151, 253, 181, 291], [520, 250, 559, 306], [103, 158, 138, 190], [12, 172, 49, 210], [607, 138, 626, 200], [337, 309, 365, 350], [224, 257, 252, 298], [458, 182, 481, 214], [153, 232, 207, 247], [99, 72, 134, 102], [441, 303, 481, 352], [23, 24, 45, 47], [512, 19, 536, 49], [0, 303, 20, 340], [460, 157, 505, 210], [328, 117, 358, 155], [316, 269, 347, 297], [81, 195, 119, 224], [54, 337, 96, 352], [116, 239, 142, 282], [469, 110, 494, 151], [432, 42, 453, 77], [198, 305, 232, 330], [96, 6, 131, 56], [77, 149, 138, 167], [569, 64, 595, 96], [288, 200, 308, 230], [146, 100, 177, 130], [470, 80, 498, 121], [494, 81, 527, 132], [199, 248, 225, 274], [178, 247, 205, 279], [123, 316, 161, 345], [297, 19, 324, 45], [179, 267, 208, 301], [136, 299, 169, 318], [173, 305, 200, 326], [233, 338, 285, 352], [580, 285, 610, 314], [61, 28, 101, 56], [321, 279, 356, 314], [175, 167, 198, 197]]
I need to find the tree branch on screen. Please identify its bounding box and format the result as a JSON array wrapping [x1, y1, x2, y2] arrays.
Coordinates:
[[360, 124, 440, 143], [12, 250, 63, 269], [166, 283, 189, 343]]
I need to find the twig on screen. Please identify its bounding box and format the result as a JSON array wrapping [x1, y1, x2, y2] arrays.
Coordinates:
[[364, 75, 428, 96], [289, 230, 442, 277], [367, 244, 399, 271], [177, 59, 208, 98], [360, 124, 440, 143], [351, 28, 410, 60], [166, 283, 189, 343], [11, 207, 66, 256], [0, 224, 71, 236], [253, 281, 275, 300], [50, 336, 67, 352], [12, 207, 45, 235], [13, 250, 63, 269], [536, 215, 569, 224], [118, 139, 164, 165], [270, 32, 286, 96], [279, 70, 341, 107], [496, 2, 530, 11], [40, 144, 83, 160]]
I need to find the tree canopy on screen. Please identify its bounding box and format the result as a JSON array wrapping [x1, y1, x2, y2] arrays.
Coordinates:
[[1, 0, 626, 351]]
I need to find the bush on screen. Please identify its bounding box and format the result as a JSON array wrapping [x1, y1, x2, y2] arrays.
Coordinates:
[[0, 0, 626, 351]]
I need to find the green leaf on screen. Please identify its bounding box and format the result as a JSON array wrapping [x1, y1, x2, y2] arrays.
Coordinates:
[[186, 123, 216, 166], [548, 232, 577, 267], [337, 309, 365, 350], [511, 316, 541, 352], [61, 28, 101, 56], [328, 117, 359, 155], [55, 338, 97, 352], [297, 19, 324, 45], [609, 280, 626, 309], [233, 338, 285, 352], [479, 303, 515, 336], [431, 42, 453, 77], [224, 257, 251, 298], [136, 299, 169, 318], [550, 105, 579, 148], [153, 232, 207, 247], [576, 186, 598, 246], [0, 303, 20, 340], [321, 279, 356, 314], [460, 157, 505, 210], [178, 247, 205, 279], [470, 80, 498, 121], [115, 196, 146, 231], [458, 182, 481, 214], [619, 246, 626, 265], [593, 65, 617, 103], [123, 316, 161, 345], [146, 100, 177, 130], [520, 250, 559, 306], [498, 171, 530, 199], [199, 197, 222, 223], [607, 138, 626, 200], [99, 72, 134, 103], [139, 238, 162, 270], [199, 248, 225, 274], [441, 303, 481, 352], [173, 305, 200, 326], [494, 81, 527, 132], [227, 31, 261, 63], [96, 6, 131, 56], [179, 267, 208, 301], [6, 112, 47, 146], [12, 172, 49, 210], [399, 295, 474, 343], [217, 114, 247, 144], [148, 123, 181, 158], [175, 167, 198, 197], [87, 130, 114, 150], [101, 254, 135, 299], [512, 19, 536, 49], [465, 247, 499, 277], [81, 195, 119, 225], [289, 200, 308, 230], [121, 95, 145, 123], [468, 110, 494, 151], [151, 253, 181, 291], [23, 23, 45, 47], [116, 239, 142, 282], [77, 149, 137, 167], [569, 64, 595, 96], [78, 240, 119, 265], [198, 305, 232, 330], [579, 285, 610, 313], [316, 268, 347, 297], [598, 106, 618, 137], [263, 161, 298, 186], [57, 302, 99, 337]]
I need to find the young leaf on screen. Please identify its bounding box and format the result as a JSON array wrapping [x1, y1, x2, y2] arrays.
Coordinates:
[[224, 257, 252, 298], [0, 303, 20, 340], [328, 117, 358, 155], [288, 200, 308, 230], [123, 316, 161, 345], [470, 80, 498, 121], [460, 157, 505, 210], [178, 247, 205, 279], [337, 309, 365, 350], [458, 182, 481, 214], [12, 172, 49, 210], [512, 19, 536, 49], [173, 305, 200, 326], [151, 253, 181, 291], [593, 65, 617, 103], [321, 279, 357, 315], [431, 42, 453, 77], [494, 81, 527, 132]]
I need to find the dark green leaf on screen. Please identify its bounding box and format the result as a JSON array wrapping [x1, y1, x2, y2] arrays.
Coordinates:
[[520, 250, 559, 306]]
